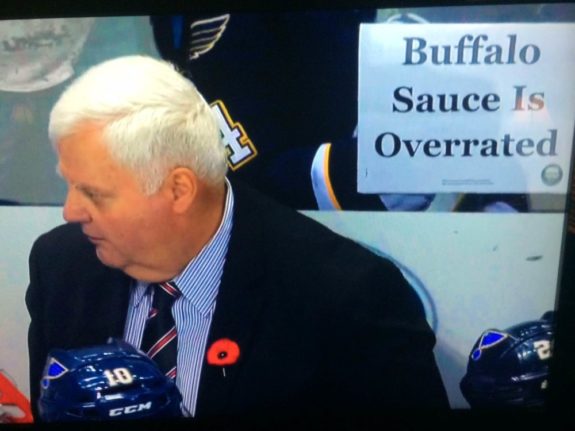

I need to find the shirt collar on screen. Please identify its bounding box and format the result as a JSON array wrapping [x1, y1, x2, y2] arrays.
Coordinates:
[[132, 280, 149, 307], [175, 178, 234, 315]]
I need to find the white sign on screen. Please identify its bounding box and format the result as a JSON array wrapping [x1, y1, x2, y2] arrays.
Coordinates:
[[358, 24, 575, 194]]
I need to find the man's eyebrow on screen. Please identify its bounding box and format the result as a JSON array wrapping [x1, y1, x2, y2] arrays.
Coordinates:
[[55, 165, 109, 194], [77, 183, 115, 198]]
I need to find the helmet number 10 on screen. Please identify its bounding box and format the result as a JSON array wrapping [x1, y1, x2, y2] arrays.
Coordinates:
[[103, 368, 134, 387]]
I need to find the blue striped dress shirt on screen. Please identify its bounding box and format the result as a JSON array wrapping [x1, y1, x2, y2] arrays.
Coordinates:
[[123, 179, 234, 417]]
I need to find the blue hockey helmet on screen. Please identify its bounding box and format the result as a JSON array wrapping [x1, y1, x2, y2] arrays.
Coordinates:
[[460, 311, 555, 408], [38, 339, 182, 422]]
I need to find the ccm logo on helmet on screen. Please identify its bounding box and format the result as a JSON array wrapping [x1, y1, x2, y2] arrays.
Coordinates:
[[109, 402, 153, 417]]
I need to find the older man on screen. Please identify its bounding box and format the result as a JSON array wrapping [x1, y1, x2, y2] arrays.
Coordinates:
[[27, 56, 448, 421]]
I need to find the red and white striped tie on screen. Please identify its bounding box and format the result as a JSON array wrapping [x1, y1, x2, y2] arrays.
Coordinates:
[[140, 281, 181, 379]]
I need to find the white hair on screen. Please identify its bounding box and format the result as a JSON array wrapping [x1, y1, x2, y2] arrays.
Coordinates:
[[49, 55, 227, 193]]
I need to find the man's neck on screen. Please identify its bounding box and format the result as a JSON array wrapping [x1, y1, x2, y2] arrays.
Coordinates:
[[123, 181, 228, 283]]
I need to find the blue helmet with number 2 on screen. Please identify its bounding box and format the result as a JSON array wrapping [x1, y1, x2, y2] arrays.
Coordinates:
[[38, 339, 182, 422], [460, 311, 554, 408]]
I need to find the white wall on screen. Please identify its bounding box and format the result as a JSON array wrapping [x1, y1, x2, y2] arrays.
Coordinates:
[[1, 207, 564, 409]]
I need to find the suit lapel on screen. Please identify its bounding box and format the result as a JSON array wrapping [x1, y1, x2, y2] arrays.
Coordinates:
[[196, 180, 269, 417], [68, 262, 132, 348]]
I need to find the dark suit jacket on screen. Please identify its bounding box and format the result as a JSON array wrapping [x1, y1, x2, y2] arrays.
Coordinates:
[[26, 180, 449, 421]]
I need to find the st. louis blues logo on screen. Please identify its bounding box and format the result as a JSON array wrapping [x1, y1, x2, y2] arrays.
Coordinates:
[[188, 15, 230, 60], [41, 358, 69, 389], [471, 330, 510, 361]]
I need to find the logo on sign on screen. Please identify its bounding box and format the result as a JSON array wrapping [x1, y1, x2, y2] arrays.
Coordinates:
[[541, 164, 563, 186]]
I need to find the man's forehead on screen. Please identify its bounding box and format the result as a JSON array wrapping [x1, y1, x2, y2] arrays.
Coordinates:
[[56, 125, 113, 164], [56, 136, 142, 194], [56, 136, 112, 183], [55, 121, 109, 152], [56, 161, 95, 187]]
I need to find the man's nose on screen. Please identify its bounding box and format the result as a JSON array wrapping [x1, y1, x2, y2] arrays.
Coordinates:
[[62, 190, 91, 223]]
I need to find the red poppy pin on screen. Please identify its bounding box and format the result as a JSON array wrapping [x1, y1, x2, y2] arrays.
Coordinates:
[[206, 338, 240, 377]]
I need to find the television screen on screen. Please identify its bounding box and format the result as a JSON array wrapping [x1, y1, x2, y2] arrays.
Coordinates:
[[0, 0, 573, 424]]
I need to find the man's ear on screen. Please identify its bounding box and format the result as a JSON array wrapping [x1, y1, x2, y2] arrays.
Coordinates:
[[164, 167, 198, 213]]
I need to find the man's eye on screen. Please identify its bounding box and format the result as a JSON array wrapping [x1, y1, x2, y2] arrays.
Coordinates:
[[80, 188, 101, 201]]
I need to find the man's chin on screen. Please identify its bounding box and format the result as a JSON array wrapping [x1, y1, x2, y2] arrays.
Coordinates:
[[94, 247, 125, 270], [93, 246, 166, 281]]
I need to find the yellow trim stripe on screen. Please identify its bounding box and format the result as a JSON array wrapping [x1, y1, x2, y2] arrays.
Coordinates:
[[451, 193, 466, 212], [323, 143, 342, 210]]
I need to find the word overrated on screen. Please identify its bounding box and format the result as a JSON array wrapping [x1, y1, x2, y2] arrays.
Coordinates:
[[374, 129, 557, 158]]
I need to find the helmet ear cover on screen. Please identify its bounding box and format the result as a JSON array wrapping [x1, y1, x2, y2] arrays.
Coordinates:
[[460, 312, 554, 408], [38, 339, 182, 422]]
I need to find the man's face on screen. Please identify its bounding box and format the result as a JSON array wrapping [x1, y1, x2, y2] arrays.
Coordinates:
[[57, 123, 173, 278]]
